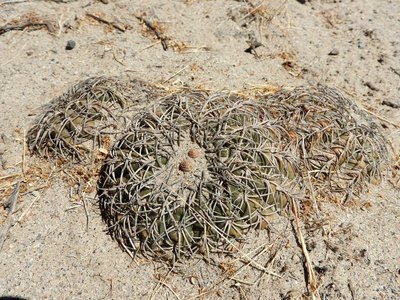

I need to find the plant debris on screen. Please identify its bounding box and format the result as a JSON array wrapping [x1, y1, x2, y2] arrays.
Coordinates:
[[0, 18, 55, 35], [134, 13, 169, 51], [86, 12, 127, 33]]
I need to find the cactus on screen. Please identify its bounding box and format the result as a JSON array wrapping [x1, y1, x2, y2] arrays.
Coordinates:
[[97, 92, 301, 259], [258, 85, 389, 199], [26, 76, 159, 164]]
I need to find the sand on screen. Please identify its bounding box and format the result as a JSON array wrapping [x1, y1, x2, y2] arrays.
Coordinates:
[[0, 0, 399, 299]]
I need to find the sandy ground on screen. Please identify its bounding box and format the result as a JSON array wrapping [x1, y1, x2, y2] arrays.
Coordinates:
[[0, 0, 399, 299]]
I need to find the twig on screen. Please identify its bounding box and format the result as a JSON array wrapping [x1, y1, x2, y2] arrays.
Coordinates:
[[239, 3, 265, 22], [0, 0, 88, 3], [307, 171, 320, 215], [0, 182, 20, 251], [390, 67, 400, 78], [0, 0, 29, 4], [65, 204, 82, 211], [230, 277, 255, 286], [75, 181, 90, 231], [3, 182, 20, 212], [348, 280, 356, 300], [20, 184, 48, 196], [0, 181, 18, 192], [112, 48, 125, 66], [359, 105, 400, 128], [291, 198, 320, 300], [17, 193, 40, 223], [0, 21, 55, 35], [234, 243, 281, 278], [0, 173, 21, 181], [62, 169, 79, 182], [158, 281, 181, 300], [162, 66, 188, 83], [178, 46, 211, 54], [343, 89, 400, 128], [134, 14, 168, 50], [86, 12, 126, 32], [150, 267, 175, 300], [81, 194, 90, 232], [57, 13, 65, 36], [137, 41, 161, 53], [187, 218, 281, 300], [22, 129, 26, 177], [255, 241, 284, 286]]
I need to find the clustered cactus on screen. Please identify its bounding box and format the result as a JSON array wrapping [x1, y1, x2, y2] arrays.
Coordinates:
[[27, 77, 390, 260]]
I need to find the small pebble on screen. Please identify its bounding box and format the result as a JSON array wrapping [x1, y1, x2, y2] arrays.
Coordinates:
[[66, 40, 76, 50], [329, 48, 339, 56]]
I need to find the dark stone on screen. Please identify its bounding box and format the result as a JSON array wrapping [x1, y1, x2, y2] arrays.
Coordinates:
[[314, 266, 328, 275], [329, 48, 339, 56], [382, 100, 400, 109], [66, 40, 76, 50], [364, 81, 379, 91]]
